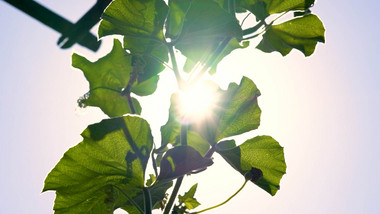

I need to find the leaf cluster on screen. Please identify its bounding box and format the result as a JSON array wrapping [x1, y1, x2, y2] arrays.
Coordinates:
[[43, 0, 325, 213]]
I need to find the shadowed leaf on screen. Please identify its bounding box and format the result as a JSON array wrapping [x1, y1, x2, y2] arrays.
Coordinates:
[[157, 146, 213, 182]]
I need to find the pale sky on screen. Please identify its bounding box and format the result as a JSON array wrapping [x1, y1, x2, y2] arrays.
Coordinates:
[[0, 0, 379, 213]]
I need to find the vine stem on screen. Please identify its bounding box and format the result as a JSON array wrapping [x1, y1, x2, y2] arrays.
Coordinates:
[[143, 187, 152, 214], [190, 179, 249, 214], [168, 44, 183, 87], [163, 125, 188, 214]]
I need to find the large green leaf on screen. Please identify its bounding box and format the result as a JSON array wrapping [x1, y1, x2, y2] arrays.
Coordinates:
[[191, 76, 262, 144], [43, 116, 154, 213], [216, 136, 286, 196], [215, 76, 261, 141], [237, 0, 315, 20], [183, 39, 250, 74], [161, 77, 261, 147], [157, 146, 213, 182], [257, 14, 325, 56], [173, 0, 242, 65], [73, 39, 142, 117], [166, 0, 192, 39], [98, 0, 168, 39], [99, 0, 169, 84]]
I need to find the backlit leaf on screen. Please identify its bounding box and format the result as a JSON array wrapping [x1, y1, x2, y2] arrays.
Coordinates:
[[98, 0, 168, 39], [257, 14, 325, 56], [99, 0, 169, 85], [43, 116, 154, 213], [72, 39, 142, 117], [183, 39, 250, 74], [216, 136, 286, 196], [237, 0, 315, 20], [191, 76, 262, 144], [173, 0, 242, 65]]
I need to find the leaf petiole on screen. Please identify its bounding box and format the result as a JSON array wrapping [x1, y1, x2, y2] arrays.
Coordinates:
[[190, 179, 248, 214]]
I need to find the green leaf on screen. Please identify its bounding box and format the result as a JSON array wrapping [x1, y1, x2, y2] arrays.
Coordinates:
[[166, 0, 192, 39], [98, 0, 168, 39], [124, 36, 168, 84], [257, 14, 325, 56], [73, 39, 142, 117], [178, 184, 201, 210], [157, 146, 213, 182], [99, 0, 169, 85], [191, 76, 261, 144], [183, 39, 250, 74], [161, 77, 261, 147], [160, 93, 210, 155], [43, 116, 154, 213], [131, 75, 160, 96], [173, 0, 242, 64], [216, 136, 286, 196], [237, 0, 315, 20], [78, 89, 142, 117], [215, 76, 261, 141]]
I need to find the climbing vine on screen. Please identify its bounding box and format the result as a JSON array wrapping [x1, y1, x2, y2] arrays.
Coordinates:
[[43, 0, 325, 213]]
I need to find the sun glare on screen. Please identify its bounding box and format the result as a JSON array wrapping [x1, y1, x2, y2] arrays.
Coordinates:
[[178, 82, 219, 124]]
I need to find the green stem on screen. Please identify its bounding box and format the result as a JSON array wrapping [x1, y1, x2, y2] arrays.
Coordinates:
[[228, 0, 236, 16], [163, 125, 188, 214], [191, 180, 248, 214], [180, 124, 188, 146], [168, 44, 183, 86], [163, 176, 184, 214], [204, 145, 215, 158], [121, 67, 138, 114], [242, 20, 265, 36], [143, 187, 152, 214]]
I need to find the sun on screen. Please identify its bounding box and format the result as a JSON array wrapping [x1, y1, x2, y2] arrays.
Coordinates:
[[177, 81, 219, 124]]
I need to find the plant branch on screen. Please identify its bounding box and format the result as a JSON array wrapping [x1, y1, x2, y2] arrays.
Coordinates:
[[143, 187, 152, 214], [228, 0, 236, 16], [190, 179, 248, 214], [204, 145, 216, 158], [121, 59, 141, 114], [163, 124, 188, 214], [242, 20, 265, 36], [168, 44, 183, 86], [163, 176, 184, 214]]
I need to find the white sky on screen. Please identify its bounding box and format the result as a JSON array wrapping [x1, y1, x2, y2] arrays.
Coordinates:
[[0, 0, 379, 213]]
